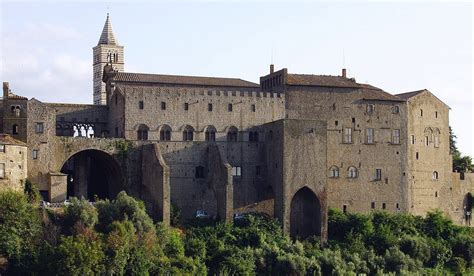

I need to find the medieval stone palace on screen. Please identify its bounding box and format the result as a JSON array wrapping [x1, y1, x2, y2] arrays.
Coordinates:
[[1, 14, 472, 239]]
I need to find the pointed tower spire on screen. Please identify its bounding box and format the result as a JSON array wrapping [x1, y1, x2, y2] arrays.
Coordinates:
[[98, 13, 118, 45]]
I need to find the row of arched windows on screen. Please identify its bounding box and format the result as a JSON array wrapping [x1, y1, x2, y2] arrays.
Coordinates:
[[329, 166, 358, 179], [136, 124, 260, 142]]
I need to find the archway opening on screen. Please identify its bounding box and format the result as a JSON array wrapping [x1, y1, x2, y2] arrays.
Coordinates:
[[290, 187, 321, 239], [60, 149, 122, 200]]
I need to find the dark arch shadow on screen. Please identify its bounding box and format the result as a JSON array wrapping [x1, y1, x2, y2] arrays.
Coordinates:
[[60, 149, 123, 200], [290, 186, 321, 239]]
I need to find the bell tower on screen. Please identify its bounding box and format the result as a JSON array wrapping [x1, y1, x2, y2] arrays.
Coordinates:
[[92, 13, 124, 105]]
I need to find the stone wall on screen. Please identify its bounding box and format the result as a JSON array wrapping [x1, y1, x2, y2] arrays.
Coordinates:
[[0, 144, 27, 192]]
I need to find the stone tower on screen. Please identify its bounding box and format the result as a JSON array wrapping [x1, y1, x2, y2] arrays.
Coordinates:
[[92, 13, 124, 105]]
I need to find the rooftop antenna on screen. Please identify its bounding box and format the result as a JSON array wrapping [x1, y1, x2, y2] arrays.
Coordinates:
[[269, 45, 274, 74]]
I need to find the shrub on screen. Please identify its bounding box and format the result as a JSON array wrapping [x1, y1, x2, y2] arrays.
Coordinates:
[[63, 197, 98, 234], [24, 179, 40, 204]]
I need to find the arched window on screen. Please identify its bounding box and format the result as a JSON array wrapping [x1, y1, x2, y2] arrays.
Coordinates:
[[137, 124, 149, 140], [348, 167, 358, 178], [159, 125, 172, 141], [12, 124, 19, 135], [227, 126, 238, 142], [329, 166, 340, 178], [205, 125, 216, 142], [434, 128, 440, 148], [182, 125, 194, 141], [433, 171, 439, 180], [249, 131, 259, 142]]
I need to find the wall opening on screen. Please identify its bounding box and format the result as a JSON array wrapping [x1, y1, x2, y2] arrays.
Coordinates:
[[61, 149, 123, 200], [290, 187, 321, 239]]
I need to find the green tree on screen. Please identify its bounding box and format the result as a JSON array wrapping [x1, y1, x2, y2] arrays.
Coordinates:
[[23, 179, 40, 204], [63, 197, 98, 234], [54, 234, 105, 276], [0, 191, 42, 261]]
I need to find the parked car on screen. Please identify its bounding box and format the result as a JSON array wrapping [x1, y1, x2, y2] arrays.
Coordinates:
[[195, 210, 210, 219]]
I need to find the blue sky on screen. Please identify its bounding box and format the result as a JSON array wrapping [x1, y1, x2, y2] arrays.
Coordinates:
[[0, 1, 472, 156]]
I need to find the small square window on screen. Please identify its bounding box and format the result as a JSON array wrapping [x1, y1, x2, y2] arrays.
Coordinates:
[[35, 122, 44, 134], [371, 202, 375, 209], [184, 103, 189, 111], [208, 103, 213, 112], [393, 106, 400, 114], [367, 104, 375, 113], [139, 101, 144, 110], [161, 102, 166, 110], [228, 103, 233, 112]]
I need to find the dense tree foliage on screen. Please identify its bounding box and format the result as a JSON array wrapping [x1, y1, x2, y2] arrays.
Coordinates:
[[1, 190, 473, 275], [450, 126, 474, 172]]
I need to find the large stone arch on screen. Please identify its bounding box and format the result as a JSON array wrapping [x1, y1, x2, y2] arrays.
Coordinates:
[[290, 186, 321, 239], [60, 149, 124, 200]]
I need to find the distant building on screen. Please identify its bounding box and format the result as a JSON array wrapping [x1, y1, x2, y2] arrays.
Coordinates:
[[0, 134, 27, 192], [1, 14, 472, 240]]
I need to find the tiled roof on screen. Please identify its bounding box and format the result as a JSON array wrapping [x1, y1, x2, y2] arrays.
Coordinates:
[[286, 74, 361, 88], [0, 134, 26, 146], [98, 13, 118, 45], [7, 92, 28, 100], [112, 72, 260, 88], [360, 88, 405, 102], [395, 90, 426, 100]]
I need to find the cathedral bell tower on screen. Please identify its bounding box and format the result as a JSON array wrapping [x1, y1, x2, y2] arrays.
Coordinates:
[[92, 13, 124, 105]]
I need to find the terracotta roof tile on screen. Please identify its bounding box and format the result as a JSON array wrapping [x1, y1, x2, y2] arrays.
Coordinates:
[[0, 134, 26, 146], [112, 72, 259, 88], [286, 74, 361, 88], [395, 90, 426, 100]]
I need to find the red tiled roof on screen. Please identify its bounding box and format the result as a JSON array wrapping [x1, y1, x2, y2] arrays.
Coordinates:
[[286, 74, 361, 88], [0, 134, 26, 146], [112, 72, 259, 88]]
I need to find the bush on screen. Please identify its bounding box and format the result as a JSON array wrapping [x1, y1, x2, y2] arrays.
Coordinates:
[[63, 197, 98, 234], [24, 179, 40, 204], [0, 191, 41, 260]]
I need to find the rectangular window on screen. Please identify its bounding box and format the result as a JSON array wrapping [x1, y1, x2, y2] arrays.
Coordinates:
[[139, 101, 144, 110], [393, 105, 400, 114], [435, 111, 438, 118], [161, 102, 166, 110], [344, 128, 352, 143], [184, 103, 189, 111], [416, 152, 419, 160], [420, 109, 423, 116], [411, 135, 415, 145], [35, 122, 44, 134], [208, 103, 213, 112], [392, 129, 400, 144], [0, 163, 4, 178], [251, 104, 256, 112], [396, 203, 400, 210], [366, 128, 374, 144], [228, 103, 233, 112], [343, 205, 347, 213], [367, 104, 375, 113], [371, 202, 375, 209], [425, 136, 429, 146], [375, 169, 382, 181], [0, 145, 4, 153], [382, 203, 386, 209], [195, 166, 205, 179], [232, 166, 241, 177], [32, 150, 38, 160]]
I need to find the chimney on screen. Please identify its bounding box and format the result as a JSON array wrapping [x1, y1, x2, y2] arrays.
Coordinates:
[[3, 82, 9, 98], [342, 68, 347, 78], [270, 64, 274, 74]]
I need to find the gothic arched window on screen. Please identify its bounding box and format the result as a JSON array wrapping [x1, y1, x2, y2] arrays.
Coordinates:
[[182, 125, 194, 141], [137, 124, 149, 140], [205, 125, 216, 142], [329, 166, 340, 178], [348, 167, 358, 178], [227, 126, 238, 142], [160, 125, 172, 141]]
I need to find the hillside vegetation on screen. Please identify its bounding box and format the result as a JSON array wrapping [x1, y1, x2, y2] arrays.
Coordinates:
[[1, 189, 473, 275]]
